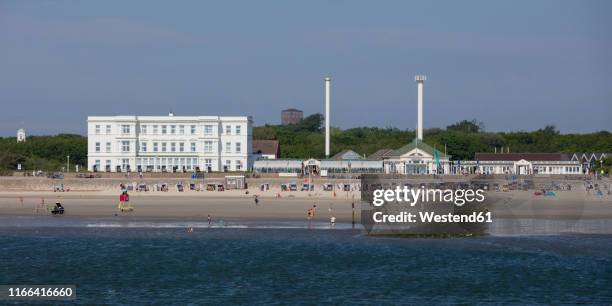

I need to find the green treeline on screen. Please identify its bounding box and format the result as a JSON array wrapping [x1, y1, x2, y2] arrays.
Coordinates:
[[0, 134, 86, 173], [0, 115, 610, 173], [254, 115, 612, 160]]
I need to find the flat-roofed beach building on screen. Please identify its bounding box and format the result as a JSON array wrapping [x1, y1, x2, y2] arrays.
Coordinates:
[[87, 114, 252, 173], [253, 159, 383, 175], [461, 153, 582, 175]]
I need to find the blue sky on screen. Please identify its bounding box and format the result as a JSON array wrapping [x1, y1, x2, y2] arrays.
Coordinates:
[[0, 0, 610, 136]]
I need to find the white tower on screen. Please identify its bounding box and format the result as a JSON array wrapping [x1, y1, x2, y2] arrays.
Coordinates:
[[415, 75, 426, 140], [325, 77, 331, 158], [17, 128, 26, 142]]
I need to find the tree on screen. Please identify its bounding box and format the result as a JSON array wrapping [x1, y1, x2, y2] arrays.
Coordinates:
[[446, 119, 484, 133], [295, 114, 324, 132]]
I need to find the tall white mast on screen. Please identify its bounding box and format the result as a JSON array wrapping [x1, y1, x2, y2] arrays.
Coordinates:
[[325, 77, 331, 158], [415, 75, 426, 140]]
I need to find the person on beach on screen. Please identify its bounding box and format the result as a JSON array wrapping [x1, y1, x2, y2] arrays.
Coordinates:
[[118, 192, 125, 209], [208, 214, 212, 226], [254, 195, 259, 206], [330, 216, 336, 227], [118, 191, 130, 211], [307, 208, 313, 221]]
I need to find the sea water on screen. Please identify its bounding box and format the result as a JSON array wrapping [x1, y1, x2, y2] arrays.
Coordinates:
[[1, 218, 611, 305]]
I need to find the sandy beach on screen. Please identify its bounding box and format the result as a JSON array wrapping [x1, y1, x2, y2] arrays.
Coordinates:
[[0, 187, 610, 223], [0, 190, 360, 222], [0, 175, 610, 224]]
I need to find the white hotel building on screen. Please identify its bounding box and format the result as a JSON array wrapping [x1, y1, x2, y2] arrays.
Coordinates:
[[87, 114, 252, 173]]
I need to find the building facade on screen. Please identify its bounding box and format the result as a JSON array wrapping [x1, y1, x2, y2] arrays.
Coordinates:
[[87, 115, 252, 173], [461, 153, 582, 175], [570, 152, 610, 173], [281, 108, 303, 125], [383, 138, 451, 175]]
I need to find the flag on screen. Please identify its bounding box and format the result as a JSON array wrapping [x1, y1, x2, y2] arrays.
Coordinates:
[[434, 145, 440, 167]]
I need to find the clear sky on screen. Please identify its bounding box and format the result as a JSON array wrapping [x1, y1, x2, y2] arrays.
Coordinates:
[[0, 0, 610, 136]]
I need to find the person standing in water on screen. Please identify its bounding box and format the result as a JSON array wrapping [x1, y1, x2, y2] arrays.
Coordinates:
[[207, 214, 212, 226]]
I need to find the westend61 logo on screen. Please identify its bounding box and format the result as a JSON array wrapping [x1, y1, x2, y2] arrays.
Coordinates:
[[360, 175, 492, 236], [370, 186, 491, 224]]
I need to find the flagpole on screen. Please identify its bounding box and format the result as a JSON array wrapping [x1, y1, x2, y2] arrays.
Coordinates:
[[444, 143, 447, 175]]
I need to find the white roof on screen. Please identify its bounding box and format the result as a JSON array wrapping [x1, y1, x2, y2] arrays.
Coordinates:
[[87, 115, 252, 122], [321, 160, 383, 168], [253, 160, 303, 168]]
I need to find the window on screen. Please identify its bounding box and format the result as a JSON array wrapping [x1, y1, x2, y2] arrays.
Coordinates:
[[191, 143, 196, 152], [121, 125, 130, 134], [95, 160, 101, 169], [225, 160, 231, 170], [153, 142, 159, 152], [179, 125, 185, 135], [235, 142, 241, 153], [190, 125, 196, 134], [141, 142, 147, 152], [153, 125, 159, 134], [161, 125, 167, 134], [122, 159, 130, 170], [225, 125, 231, 135], [235, 125, 241, 135], [121, 141, 130, 152], [106, 142, 111, 153], [171, 142, 176, 152], [205, 159, 212, 171], [204, 125, 213, 136], [236, 160, 242, 170], [106, 125, 111, 134], [95, 125, 100, 134], [170, 125, 176, 134], [162, 143, 167, 152], [95, 142, 100, 152], [204, 141, 213, 153], [225, 142, 231, 153], [179, 143, 185, 152], [140, 125, 147, 134]]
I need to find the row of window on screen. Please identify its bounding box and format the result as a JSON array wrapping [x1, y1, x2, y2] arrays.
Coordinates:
[[535, 166, 581, 174], [93, 158, 243, 171], [94, 141, 242, 154], [94, 124, 242, 136]]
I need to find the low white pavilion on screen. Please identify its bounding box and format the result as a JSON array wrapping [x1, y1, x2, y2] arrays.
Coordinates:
[[382, 138, 450, 175]]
